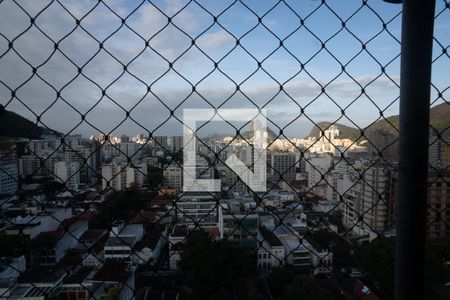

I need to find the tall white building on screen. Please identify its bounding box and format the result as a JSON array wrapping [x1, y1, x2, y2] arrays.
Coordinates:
[[163, 163, 183, 189], [119, 142, 142, 160], [361, 165, 396, 234], [325, 159, 354, 202], [63, 138, 101, 182], [54, 161, 80, 189], [19, 151, 60, 178], [126, 163, 147, 188], [167, 136, 183, 154], [305, 153, 332, 197], [340, 163, 396, 236], [102, 162, 126, 191], [342, 179, 364, 234], [0, 146, 18, 195], [102, 160, 147, 190], [26, 139, 50, 155]]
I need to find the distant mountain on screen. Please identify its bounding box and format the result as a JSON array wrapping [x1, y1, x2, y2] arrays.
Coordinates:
[[307, 122, 361, 141], [241, 126, 277, 141], [0, 108, 60, 139], [306, 103, 450, 141], [430, 102, 450, 129], [364, 102, 449, 137]]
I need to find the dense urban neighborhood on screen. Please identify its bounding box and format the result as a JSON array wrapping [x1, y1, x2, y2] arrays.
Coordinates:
[[0, 107, 449, 299], [1, 0, 449, 297]]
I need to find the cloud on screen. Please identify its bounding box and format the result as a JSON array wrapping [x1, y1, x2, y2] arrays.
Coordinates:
[[196, 30, 234, 50], [0, 0, 408, 139], [324, 75, 399, 97]]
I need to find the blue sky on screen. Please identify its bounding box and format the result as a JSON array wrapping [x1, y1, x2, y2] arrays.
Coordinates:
[[0, 0, 448, 137]]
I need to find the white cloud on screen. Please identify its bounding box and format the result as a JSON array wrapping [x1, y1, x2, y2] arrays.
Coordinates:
[[196, 30, 234, 50], [0, 0, 407, 138]]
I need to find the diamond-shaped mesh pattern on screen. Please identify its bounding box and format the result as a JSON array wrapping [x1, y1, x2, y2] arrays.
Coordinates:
[[0, 0, 448, 299]]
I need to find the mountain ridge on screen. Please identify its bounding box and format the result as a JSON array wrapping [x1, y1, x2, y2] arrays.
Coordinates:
[[0, 108, 60, 139], [2, 103, 448, 142], [306, 103, 449, 141]]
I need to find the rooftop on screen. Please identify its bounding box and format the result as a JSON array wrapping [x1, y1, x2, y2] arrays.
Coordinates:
[[58, 252, 82, 267], [90, 233, 110, 254], [105, 236, 136, 247], [79, 229, 106, 242], [63, 266, 94, 284], [19, 266, 66, 284], [116, 223, 143, 237], [90, 262, 129, 283], [259, 226, 283, 247], [171, 224, 188, 238], [131, 210, 160, 224], [134, 224, 165, 251]]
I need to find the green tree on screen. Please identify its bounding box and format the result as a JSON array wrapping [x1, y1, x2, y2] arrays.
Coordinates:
[[425, 244, 446, 297], [357, 237, 395, 299], [0, 234, 33, 257], [357, 237, 447, 300], [309, 229, 355, 267], [90, 189, 152, 228], [145, 166, 164, 190], [327, 210, 345, 232], [267, 266, 295, 297], [42, 180, 64, 196], [179, 230, 256, 300], [282, 279, 332, 300]]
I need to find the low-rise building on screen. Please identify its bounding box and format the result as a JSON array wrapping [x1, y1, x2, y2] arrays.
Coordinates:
[[75, 229, 108, 267], [89, 262, 135, 300], [169, 224, 188, 270], [104, 221, 144, 265], [0, 255, 26, 296], [134, 224, 167, 265], [32, 217, 88, 265], [257, 227, 285, 271], [274, 225, 333, 274]]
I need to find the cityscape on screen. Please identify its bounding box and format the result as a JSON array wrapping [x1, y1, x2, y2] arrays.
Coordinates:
[[0, 108, 449, 299], [0, 0, 449, 300]]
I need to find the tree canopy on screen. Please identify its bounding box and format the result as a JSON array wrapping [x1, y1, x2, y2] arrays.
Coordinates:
[[179, 230, 256, 300], [90, 189, 153, 228]]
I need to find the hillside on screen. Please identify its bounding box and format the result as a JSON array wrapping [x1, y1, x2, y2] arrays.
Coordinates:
[[308, 122, 361, 141], [429, 102, 450, 129], [0, 108, 60, 139], [306, 103, 449, 141], [364, 102, 449, 137], [241, 126, 277, 141]]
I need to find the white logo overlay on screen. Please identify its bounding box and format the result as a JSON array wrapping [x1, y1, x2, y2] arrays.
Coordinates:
[[183, 108, 267, 192]]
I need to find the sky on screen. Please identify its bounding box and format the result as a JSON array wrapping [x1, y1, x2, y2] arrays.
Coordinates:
[[0, 0, 448, 138]]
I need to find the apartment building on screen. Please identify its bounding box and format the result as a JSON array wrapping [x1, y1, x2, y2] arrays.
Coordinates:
[[427, 171, 450, 240], [0, 145, 18, 195], [340, 163, 396, 236], [272, 152, 297, 183], [54, 161, 80, 189], [163, 162, 183, 190], [102, 160, 147, 190]]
